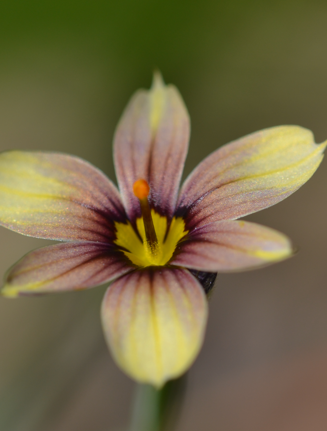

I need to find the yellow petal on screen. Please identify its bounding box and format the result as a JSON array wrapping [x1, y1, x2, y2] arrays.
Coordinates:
[[0, 151, 124, 241], [101, 268, 208, 387], [2, 242, 131, 297], [114, 72, 190, 221], [172, 220, 293, 272], [178, 126, 326, 228]]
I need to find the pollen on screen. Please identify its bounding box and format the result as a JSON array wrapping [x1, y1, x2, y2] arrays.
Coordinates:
[[133, 179, 150, 200]]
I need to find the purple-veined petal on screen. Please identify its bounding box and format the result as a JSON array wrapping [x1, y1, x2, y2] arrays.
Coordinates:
[[114, 73, 190, 220], [2, 242, 132, 297], [0, 151, 126, 242], [101, 267, 207, 387], [177, 126, 326, 229], [172, 220, 293, 272]]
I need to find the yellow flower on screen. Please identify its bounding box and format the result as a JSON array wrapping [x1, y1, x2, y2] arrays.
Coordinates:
[[0, 73, 325, 387]]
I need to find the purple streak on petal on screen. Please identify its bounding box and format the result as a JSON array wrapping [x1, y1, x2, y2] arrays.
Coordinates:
[[101, 267, 207, 387], [177, 126, 325, 229], [0, 151, 126, 241], [2, 242, 132, 296], [171, 220, 293, 272], [114, 75, 190, 221]]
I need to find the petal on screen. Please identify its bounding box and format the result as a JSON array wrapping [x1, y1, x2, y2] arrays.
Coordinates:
[[2, 242, 132, 297], [172, 220, 293, 272], [114, 73, 190, 220], [101, 267, 207, 387], [177, 126, 326, 229], [0, 151, 126, 242]]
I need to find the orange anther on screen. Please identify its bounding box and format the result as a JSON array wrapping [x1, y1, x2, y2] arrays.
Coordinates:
[[133, 179, 150, 200]]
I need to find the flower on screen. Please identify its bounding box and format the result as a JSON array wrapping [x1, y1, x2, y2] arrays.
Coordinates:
[[0, 73, 325, 388]]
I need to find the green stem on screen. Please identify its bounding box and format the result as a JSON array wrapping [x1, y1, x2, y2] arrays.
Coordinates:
[[128, 375, 187, 431]]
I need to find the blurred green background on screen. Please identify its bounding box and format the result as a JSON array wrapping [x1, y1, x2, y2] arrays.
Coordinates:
[[1, 1, 327, 430]]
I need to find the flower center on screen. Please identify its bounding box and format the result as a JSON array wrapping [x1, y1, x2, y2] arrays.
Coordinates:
[[114, 179, 188, 267]]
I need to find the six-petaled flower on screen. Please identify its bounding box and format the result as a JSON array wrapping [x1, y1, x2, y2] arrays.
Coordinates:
[[0, 73, 325, 387]]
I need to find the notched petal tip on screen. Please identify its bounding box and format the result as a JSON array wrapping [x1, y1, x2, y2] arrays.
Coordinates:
[[151, 70, 165, 89], [1, 285, 20, 298], [149, 72, 167, 134]]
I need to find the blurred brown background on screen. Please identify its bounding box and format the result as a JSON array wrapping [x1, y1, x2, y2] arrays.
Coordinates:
[[1, 1, 327, 430]]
